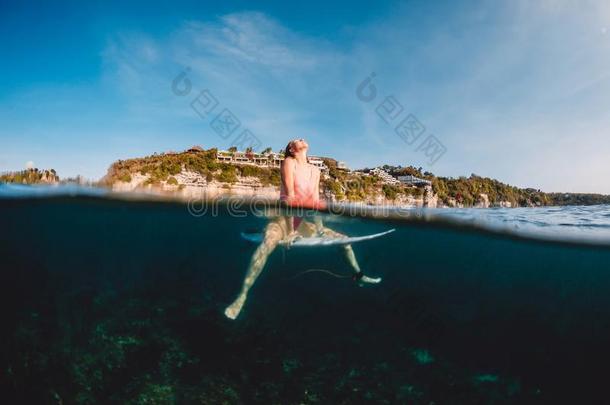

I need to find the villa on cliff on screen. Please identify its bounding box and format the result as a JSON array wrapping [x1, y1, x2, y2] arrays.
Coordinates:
[[363, 167, 431, 187], [364, 167, 401, 185], [182, 146, 429, 189], [214, 149, 349, 174], [397, 175, 432, 186], [210, 147, 431, 189]]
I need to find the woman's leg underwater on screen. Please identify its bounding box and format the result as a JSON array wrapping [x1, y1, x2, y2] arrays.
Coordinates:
[[321, 226, 382, 285], [224, 221, 284, 320]]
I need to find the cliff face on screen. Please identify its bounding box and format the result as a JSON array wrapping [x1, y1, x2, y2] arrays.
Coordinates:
[[110, 167, 432, 207], [40, 170, 59, 184], [0, 168, 59, 184], [325, 190, 426, 207], [104, 149, 538, 208], [108, 163, 520, 209], [112, 170, 280, 200], [424, 186, 439, 208], [437, 193, 517, 208], [107, 171, 532, 209]]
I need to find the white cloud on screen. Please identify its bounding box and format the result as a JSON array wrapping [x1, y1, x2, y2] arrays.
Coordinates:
[[183, 12, 322, 70], [101, 12, 351, 150]]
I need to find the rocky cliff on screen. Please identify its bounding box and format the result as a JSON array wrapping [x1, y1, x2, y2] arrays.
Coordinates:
[[112, 170, 280, 200], [110, 168, 434, 207], [103, 148, 579, 208], [0, 168, 59, 184]]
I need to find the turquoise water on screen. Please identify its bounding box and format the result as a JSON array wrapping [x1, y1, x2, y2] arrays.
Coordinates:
[[2, 184, 610, 403]]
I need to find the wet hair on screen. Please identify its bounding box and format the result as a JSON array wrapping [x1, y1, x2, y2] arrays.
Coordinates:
[[284, 139, 301, 158]]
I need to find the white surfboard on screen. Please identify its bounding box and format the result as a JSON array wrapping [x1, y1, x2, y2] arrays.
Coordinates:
[[240, 228, 395, 247]]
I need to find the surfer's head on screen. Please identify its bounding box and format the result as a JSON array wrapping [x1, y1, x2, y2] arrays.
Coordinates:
[[284, 138, 308, 158]]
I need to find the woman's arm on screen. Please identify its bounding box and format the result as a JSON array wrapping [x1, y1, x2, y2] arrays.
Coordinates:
[[280, 159, 296, 235], [313, 168, 320, 201], [281, 158, 295, 203], [311, 166, 326, 210]]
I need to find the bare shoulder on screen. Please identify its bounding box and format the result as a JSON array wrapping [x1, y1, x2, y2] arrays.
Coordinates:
[[281, 156, 296, 170]]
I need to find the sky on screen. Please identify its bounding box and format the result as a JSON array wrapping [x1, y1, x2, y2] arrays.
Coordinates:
[[1, 0, 610, 193]]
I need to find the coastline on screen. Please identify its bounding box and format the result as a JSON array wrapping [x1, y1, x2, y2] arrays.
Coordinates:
[[109, 170, 431, 209], [5, 147, 610, 208]]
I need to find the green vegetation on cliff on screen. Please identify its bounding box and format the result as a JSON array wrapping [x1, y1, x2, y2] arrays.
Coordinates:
[[321, 158, 421, 202], [103, 148, 280, 187], [431, 175, 549, 207], [381, 166, 551, 207], [546, 192, 610, 206], [102, 147, 610, 207], [0, 168, 59, 184]]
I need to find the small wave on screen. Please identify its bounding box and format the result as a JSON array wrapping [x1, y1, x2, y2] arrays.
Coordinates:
[[0, 183, 108, 198], [3, 184, 610, 247]]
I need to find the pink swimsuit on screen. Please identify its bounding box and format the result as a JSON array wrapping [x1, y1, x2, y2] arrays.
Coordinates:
[[280, 161, 318, 229]]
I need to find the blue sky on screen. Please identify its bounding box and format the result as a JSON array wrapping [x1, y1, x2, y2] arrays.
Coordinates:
[[1, 0, 610, 193]]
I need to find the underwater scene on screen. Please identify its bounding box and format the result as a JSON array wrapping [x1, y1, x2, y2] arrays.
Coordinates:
[[3, 185, 610, 404]]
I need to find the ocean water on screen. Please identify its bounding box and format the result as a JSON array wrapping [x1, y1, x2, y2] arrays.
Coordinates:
[[2, 184, 610, 404]]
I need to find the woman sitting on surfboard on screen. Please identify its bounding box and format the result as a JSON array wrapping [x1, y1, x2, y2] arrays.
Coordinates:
[[224, 138, 381, 320]]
